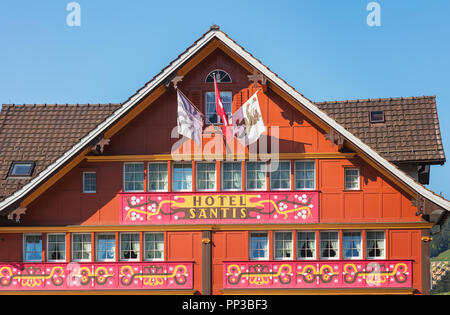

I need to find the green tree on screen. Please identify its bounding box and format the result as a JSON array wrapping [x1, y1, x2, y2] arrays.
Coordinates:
[[431, 217, 450, 258]]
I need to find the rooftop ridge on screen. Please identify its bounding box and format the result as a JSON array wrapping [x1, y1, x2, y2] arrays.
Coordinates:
[[315, 95, 436, 104]]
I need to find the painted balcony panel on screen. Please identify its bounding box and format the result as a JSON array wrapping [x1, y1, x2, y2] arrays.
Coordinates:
[[120, 191, 319, 225], [223, 260, 412, 290], [0, 262, 193, 292]]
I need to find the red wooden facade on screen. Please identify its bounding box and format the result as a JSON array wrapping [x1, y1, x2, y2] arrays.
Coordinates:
[[0, 32, 438, 295]]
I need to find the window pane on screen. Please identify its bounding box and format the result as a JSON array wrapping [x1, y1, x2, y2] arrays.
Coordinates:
[[148, 163, 168, 192], [319, 231, 339, 259], [97, 234, 116, 261], [83, 172, 96, 193], [205, 92, 232, 124], [144, 233, 164, 260], [366, 231, 385, 259], [222, 162, 242, 191], [173, 163, 192, 191], [124, 163, 144, 192], [343, 231, 362, 259], [250, 232, 268, 260], [270, 162, 291, 190], [297, 232, 316, 260], [295, 162, 315, 190], [47, 234, 66, 261], [274, 232, 293, 260], [24, 235, 42, 262], [247, 162, 266, 190]]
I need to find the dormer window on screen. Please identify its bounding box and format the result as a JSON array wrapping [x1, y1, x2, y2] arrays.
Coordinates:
[[205, 70, 232, 83], [8, 162, 35, 177], [369, 111, 385, 123]]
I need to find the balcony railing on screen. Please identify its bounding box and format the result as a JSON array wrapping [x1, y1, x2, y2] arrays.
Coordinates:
[[120, 191, 319, 225], [0, 261, 193, 291], [223, 260, 412, 289]]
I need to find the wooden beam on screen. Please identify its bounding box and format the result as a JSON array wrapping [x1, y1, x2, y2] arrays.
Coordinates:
[[85, 152, 358, 162], [0, 222, 433, 234]]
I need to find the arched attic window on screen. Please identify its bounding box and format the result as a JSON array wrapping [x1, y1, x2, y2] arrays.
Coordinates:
[[205, 70, 232, 83]]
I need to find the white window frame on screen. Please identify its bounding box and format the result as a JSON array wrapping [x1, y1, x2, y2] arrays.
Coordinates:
[[96, 233, 116, 262], [143, 232, 165, 262], [269, 161, 291, 191], [249, 231, 269, 261], [82, 171, 96, 193], [172, 162, 193, 192], [119, 232, 140, 262], [196, 162, 217, 192], [342, 230, 363, 260], [319, 230, 340, 260], [205, 91, 232, 125], [46, 233, 66, 262], [366, 230, 386, 260], [205, 69, 232, 83], [221, 161, 242, 191], [71, 233, 92, 262], [273, 231, 294, 261], [123, 162, 145, 193], [344, 168, 360, 190], [147, 162, 169, 192], [296, 231, 316, 260], [294, 160, 316, 190], [246, 161, 267, 191], [23, 233, 43, 262]]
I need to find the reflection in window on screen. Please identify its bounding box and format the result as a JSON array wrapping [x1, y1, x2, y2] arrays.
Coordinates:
[[24, 234, 42, 262], [96, 234, 116, 261], [172, 163, 192, 191], [250, 232, 269, 260], [343, 231, 362, 259]]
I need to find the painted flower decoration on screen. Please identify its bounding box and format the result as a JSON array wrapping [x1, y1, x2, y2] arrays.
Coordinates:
[[279, 202, 288, 211], [147, 203, 157, 213]]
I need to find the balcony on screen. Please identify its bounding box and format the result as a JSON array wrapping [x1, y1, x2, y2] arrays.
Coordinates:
[[0, 261, 193, 292], [120, 191, 319, 225], [223, 260, 413, 290]]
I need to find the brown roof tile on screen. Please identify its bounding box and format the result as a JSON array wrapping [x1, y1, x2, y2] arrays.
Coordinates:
[[315, 96, 446, 164], [0, 103, 120, 201]]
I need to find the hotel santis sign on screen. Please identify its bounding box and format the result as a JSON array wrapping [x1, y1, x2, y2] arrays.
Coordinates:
[[120, 191, 319, 225]]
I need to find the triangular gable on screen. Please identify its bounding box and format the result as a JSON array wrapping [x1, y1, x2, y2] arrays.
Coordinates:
[[0, 26, 448, 217]]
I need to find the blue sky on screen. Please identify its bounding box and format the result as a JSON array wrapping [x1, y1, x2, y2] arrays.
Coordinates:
[[0, 0, 449, 197]]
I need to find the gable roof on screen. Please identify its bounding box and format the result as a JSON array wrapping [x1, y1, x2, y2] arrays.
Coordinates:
[[316, 96, 446, 164], [0, 103, 120, 202], [0, 25, 448, 215]]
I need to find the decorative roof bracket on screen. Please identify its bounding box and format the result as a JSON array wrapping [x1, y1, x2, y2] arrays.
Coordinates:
[[325, 128, 345, 152]]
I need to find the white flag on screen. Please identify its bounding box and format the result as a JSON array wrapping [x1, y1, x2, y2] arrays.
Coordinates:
[[232, 92, 266, 145], [177, 90, 204, 145]]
